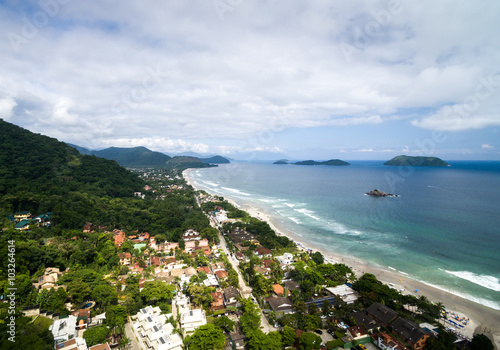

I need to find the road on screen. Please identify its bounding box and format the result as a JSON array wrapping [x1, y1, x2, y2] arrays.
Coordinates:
[[206, 211, 274, 334], [124, 319, 141, 350]]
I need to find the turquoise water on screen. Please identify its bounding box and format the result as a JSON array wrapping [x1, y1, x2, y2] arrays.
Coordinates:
[[189, 161, 500, 310]]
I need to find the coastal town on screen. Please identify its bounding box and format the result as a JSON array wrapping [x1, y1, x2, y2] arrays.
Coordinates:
[[2, 167, 491, 350]]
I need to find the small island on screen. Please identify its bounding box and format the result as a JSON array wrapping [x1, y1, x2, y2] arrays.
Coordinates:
[[274, 159, 350, 166], [384, 155, 450, 167], [365, 189, 399, 197], [273, 159, 289, 165]]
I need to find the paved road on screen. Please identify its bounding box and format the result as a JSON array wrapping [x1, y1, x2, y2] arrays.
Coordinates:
[[124, 319, 141, 350], [207, 211, 274, 334]]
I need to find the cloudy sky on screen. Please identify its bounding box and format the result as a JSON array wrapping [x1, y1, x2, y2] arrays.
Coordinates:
[[1, 0, 500, 160]]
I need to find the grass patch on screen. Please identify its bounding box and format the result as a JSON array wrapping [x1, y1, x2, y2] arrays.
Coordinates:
[[33, 316, 53, 331]]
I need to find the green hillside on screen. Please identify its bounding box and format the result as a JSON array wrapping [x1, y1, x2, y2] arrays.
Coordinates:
[[200, 155, 230, 164], [90, 146, 172, 167], [0, 119, 144, 227], [384, 155, 450, 167], [166, 156, 215, 169]]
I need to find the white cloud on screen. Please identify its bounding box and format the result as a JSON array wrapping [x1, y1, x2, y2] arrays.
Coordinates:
[[482, 144, 494, 149], [0, 97, 16, 120], [0, 0, 499, 155]]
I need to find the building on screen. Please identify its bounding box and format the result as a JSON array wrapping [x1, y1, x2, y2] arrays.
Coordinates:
[[180, 309, 207, 334], [272, 284, 284, 296], [255, 247, 272, 258], [55, 338, 88, 350], [351, 311, 381, 332], [133, 306, 182, 350], [113, 229, 126, 247], [326, 284, 359, 304], [229, 332, 246, 350], [391, 318, 430, 350], [88, 343, 112, 350], [223, 286, 240, 308], [373, 332, 410, 350], [265, 297, 294, 317], [33, 267, 65, 291], [366, 302, 398, 326], [347, 325, 369, 340], [211, 291, 225, 311], [50, 315, 77, 344]]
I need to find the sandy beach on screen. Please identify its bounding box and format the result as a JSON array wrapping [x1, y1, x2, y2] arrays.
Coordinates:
[[183, 169, 500, 348]]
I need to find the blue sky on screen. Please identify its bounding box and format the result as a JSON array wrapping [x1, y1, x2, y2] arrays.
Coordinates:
[[1, 0, 499, 160]]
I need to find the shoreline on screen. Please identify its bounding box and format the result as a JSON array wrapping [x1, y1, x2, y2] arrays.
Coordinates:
[[183, 168, 500, 346]]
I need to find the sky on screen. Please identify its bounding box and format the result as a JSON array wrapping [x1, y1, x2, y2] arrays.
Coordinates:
[[1, 0, 500, 160]]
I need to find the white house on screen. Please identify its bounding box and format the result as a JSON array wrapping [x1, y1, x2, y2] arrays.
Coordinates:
[[133, 306, 182, 350], [50, 315, 77, 344], [180, 309, 207, 334], [326, 284, 359, 304]]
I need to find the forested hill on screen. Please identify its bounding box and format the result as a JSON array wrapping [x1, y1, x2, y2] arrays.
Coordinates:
[[90, 146, 172, 167], [0, 119, 144, 217]]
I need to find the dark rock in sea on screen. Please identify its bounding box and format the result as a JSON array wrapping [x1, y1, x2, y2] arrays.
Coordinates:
[[365, 189, 399, 197]]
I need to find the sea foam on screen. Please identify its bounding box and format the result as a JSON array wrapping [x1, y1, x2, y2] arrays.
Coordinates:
[[220, 187, 251, 196], [443, 270, 500, 292]]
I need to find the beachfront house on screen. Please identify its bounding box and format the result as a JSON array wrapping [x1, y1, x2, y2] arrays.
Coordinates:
[[391, 318, 430, 350], [367, 302, 398, 327]]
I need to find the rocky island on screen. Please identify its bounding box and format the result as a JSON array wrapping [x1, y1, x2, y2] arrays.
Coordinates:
[[365, 189, 399, 197], [384, 155, 450, 167]]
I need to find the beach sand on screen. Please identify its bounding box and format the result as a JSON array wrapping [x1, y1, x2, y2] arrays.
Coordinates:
[[183, 169, 500, 347]]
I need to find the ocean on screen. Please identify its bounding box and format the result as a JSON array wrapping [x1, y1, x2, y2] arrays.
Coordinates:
[[188, 161, 500, 311]]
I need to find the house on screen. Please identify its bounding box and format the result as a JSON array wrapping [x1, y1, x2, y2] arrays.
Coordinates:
[[55, 338, 88, 350], [14, 211, 31, 221], [283, 280, 300, 291], [229, 332, 246, 350], [149, 256, 162, 267], [367, 302, 398, 326], [215, 270, 228, 281], [351, 311, 381, 332], [180, 309, 207, 334], [50, 315, 77, 344], [33, 267, 65, 291], [203, 274, 219, 287], [118, 253, 132, 266], [223, 286, 240, 308], [197, 266, 212, 275], [133, 306, 182, 350], [347, 325, 369, 340], [373, 332, 409, 350], [15, 219, 31, 230], [34, 212, 52, 227], [211, 291, 225, 311], [276, 252, 294, 265], [261, 259, 274, 268], [88, 344, 112, 350], [183, 229, 200, 241], [272, 284, 284, 296], [254, 266, 270, 276], [113, 229, 126, 247], [255, 247, 272, 258], [265, 297, 294, 317], [326, 284, 359, 304], [165, 242, 179, 252], [72, 309, 91, 330], [391, 318, 430, 350], [211, 262, 225, 272]]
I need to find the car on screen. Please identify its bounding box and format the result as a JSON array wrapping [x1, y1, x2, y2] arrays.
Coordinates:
[[359, 345, 367, 350], [314, 329, 323, 335], [326, 329, 334, 334]]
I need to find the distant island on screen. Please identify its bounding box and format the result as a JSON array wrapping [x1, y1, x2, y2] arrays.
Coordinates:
[[273, 159, 289, 165], [365, 189, 399, 197], [384, 155, 450, 167], [274, 159, 350, 166]]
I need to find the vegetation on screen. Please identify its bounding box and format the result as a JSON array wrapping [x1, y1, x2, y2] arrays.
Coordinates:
[[384, 155, 450, 167], [185, 323, 226, 350], [293, 159, 350, 166], [87, 146, 171, 167]]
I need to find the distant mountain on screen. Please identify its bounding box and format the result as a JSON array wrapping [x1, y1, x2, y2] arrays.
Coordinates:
[[293, 159, 350, 166], [166, 156, 215, 169], [200, 155, 230, 164], [384, 155, 450, 167], [273, 159, 289, 164], [91, 146, 171, 168], [67, 143, 92, 155]]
